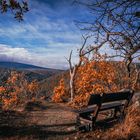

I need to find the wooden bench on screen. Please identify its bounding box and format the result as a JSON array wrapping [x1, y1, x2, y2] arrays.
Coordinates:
[[75, 90, 134, 132]]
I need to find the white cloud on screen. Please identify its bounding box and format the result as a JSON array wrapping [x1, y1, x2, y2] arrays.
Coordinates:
[[0, 44, 39, 64], [0, 44, 80, 69]]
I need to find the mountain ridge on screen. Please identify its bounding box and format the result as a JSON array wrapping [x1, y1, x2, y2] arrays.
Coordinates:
[[0, 61, 63, 71], [0, 61, 64, 82]]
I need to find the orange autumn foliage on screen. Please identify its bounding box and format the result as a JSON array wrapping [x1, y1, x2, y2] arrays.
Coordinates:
[[0, 71, 26, 109], [28, 80, 39, 99], [52, 57, 139, 107], [76, 60, 119, 92], [28, 80, 38, 93], [70, 56, 138, 107], [53, 54, 139, 107], [72, 59, 120, 106], [0, 71, 39, 109], [0, 86, 6, 93], [52, 78, 65, 103], [73, 59, 139, 106]]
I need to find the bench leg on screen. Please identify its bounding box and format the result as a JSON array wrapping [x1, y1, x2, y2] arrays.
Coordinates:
[[75, 115, 80, 131], [119, 107, 127, 120], [114, 107, 118, 118], [76, 115, 95, 132], [86, 122, 93, 131], [114, 106, 121, 118], [75, 115, 88, 132], [114, 106, 127, 122], [81, 122, 94, 132], [76, 115, 80, 125], [89, 116, 96, 131]]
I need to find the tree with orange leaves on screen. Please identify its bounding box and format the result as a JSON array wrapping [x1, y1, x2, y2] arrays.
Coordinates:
[[28, 80, 39, 100], [0, 86, 6, 109], [0, 71, 39, 109], [52, 78, 66, 103], [1, 71, 27, 109], [70, 55, 139, 107], [65, 30, 140, 107], [73, 57, 118, 106]]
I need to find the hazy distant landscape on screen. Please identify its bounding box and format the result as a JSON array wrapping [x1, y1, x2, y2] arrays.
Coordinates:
[[0, 61, 64, 81]]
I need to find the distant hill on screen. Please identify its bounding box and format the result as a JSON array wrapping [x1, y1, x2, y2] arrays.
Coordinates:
[[0, 61, 64, 82], [0, 61, 61, 71]]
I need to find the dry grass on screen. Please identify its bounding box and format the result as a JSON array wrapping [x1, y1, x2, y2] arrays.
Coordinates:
[[103, 102, 140, 140]]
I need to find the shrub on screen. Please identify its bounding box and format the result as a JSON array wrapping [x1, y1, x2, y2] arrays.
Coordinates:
[[0, 71, 39, 109], [52, 78, 66, 103]]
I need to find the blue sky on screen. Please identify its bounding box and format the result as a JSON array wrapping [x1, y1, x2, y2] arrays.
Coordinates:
[[0, 0, 93, 69], [0, 1, 139, 69]]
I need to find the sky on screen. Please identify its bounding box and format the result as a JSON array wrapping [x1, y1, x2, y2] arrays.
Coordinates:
[[0, 0, 94, 69]]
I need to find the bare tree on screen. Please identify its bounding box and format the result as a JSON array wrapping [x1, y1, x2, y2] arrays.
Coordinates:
[[74, 0, 140, 89], [0, 0, 29, 21], [66, 36, 89, 101]]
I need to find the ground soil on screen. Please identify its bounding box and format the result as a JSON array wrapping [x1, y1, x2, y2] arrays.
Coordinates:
[[0, 101, 78, 140]]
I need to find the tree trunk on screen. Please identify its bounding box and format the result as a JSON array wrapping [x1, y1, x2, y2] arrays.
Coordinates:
[[69, 66, 76, 102], [125, 56, 132, 89], [132, 65, 140, 90]]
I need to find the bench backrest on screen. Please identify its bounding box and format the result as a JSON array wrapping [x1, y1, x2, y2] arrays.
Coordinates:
[[87, 90, 134, 106], [88, 94, 101, 106], [101, 90, 134, 103]]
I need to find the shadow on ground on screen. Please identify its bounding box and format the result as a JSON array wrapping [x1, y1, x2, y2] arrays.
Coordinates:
[[24, 101, 48, 111], [0, 109, 76, 139], [0, 124, 75, 139]]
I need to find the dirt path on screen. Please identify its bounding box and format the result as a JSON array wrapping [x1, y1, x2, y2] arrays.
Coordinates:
[[0, 102, 77, 140], [26, 102, 77, 139]]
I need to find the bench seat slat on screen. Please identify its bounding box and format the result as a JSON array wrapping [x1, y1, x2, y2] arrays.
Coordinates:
[[76, 106, 96, 114], [79, 117, 93, 123], [100, 102, 124, 111], [76, 102, 124, 115]]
